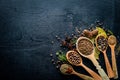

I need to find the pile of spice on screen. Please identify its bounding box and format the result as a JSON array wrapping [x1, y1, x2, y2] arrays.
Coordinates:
[[96, 36, 108, 51], [77, 39, 93, 55], [67, 51, 81, 65]]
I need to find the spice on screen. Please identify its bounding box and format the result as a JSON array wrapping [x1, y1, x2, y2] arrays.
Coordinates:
[[60, 64, 73, 75], [82, 29, 98, 38], [67, 51, 81, 65], [108, 35, 116, 45], [51, 41, 54, 44], [50, 53, 53, 57], [78, 39, 93, 55], [97, 36, 108, 51], [65, 67, 73, 74]]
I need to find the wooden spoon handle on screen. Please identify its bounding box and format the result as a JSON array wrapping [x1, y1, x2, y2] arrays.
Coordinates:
[[103, 51, 115, 78], [111, 47, 118, 79], [82, 64, 102, 80], [90, 56, 109, 80], [73, 71, 94, 80]]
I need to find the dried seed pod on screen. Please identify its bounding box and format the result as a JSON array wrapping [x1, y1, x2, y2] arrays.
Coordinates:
[[82, 29, 98, 38], [68, 43, 73, 50], [91, 29, 98, 36], [65, 36, 71, 42], [61, 40, 67, 46], [83, 29, 91, 37], [82, 30, 92, 38]]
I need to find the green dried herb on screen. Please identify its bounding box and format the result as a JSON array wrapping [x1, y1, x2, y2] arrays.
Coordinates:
[[56, 51, 67, 62]]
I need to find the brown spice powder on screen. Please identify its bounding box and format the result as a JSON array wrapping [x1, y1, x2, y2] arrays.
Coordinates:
[[78, 39, 93, 55]]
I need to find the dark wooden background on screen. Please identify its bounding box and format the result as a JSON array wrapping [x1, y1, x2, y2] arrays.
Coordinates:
[[0, 0, 120, 80]]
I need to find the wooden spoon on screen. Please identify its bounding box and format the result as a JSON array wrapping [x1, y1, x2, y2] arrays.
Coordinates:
[[108, 35, 118, 79], [76, 37, 109, 80], [66, 50, 102, 80], [95, 35, 115, 78], [60, 64, 94, 80]]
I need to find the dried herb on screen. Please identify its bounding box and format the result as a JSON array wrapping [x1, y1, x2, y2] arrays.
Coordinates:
[[56, 51, 67, 62]]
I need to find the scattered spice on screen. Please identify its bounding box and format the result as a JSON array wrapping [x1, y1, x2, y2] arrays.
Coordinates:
[[61, 36, 76, 50], [51, 59, 55, 63], [51, 41, 54, 44], [50, 53, 53, 57], [50, 21, 120, 80]]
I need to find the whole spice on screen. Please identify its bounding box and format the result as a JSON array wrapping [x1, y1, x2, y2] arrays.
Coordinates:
[[67, 51, 81, 65], [96, 36, 108, 51], [82, 29, 98, 38]]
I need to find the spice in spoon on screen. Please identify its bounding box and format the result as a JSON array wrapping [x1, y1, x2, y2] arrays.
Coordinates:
[[108, 35, 117, 45], [96, 35, 108, 51], [60, 64, 94, 80], [67, 51, 81, 65], [96, 35, 115, 78], [77, 38, 93, 55], [108, 35, 118, 79]]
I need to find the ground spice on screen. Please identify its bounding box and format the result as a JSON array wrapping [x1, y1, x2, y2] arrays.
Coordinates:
[[78, 39, 93, 55]]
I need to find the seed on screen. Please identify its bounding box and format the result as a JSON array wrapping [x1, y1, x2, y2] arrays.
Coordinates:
[[51, 59, 55, 63], [97, 36, 108, 51], [53, 62, 56, 65], [65, 36, 71, 42], [55, 35, 58, 38], [51, 41, 54, 44], [56, 61, 61, 64], [96, 20, 100, 24], [57, 37, 60, 40], [61, 40, 67, 46], [56, 65, 59, 69], [50, 53, 53, 57], [71, 34, 74, 37]]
